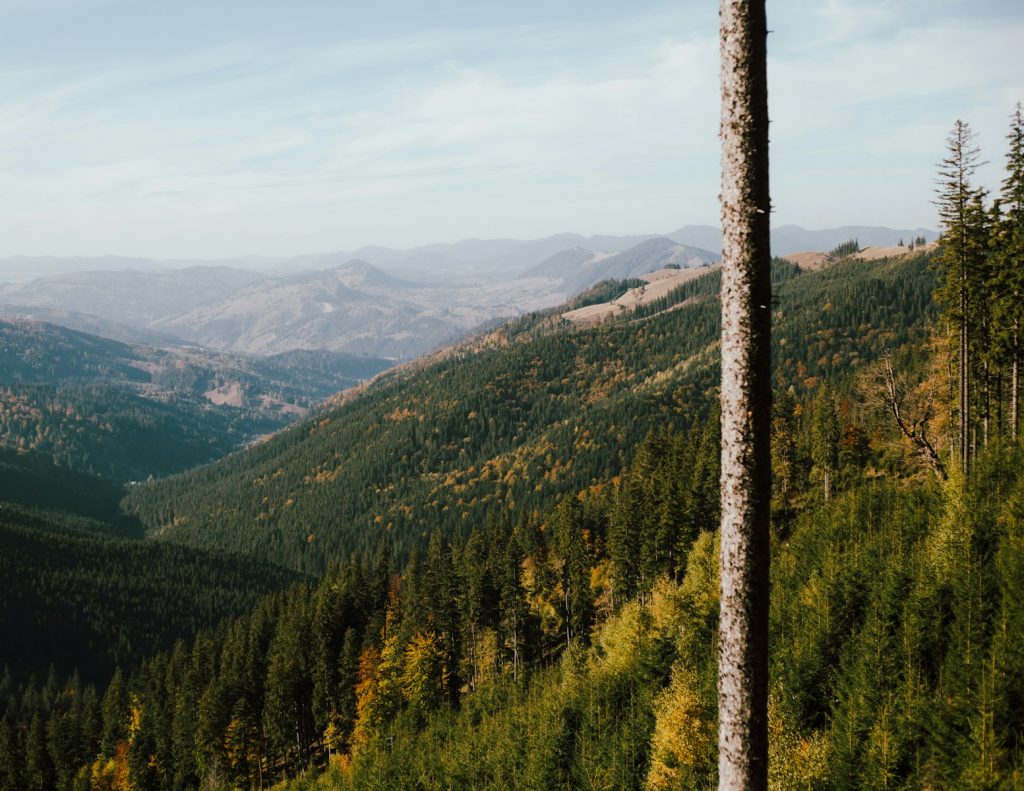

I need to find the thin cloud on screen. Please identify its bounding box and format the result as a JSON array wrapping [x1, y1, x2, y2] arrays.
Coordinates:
[[0, 2, 1020, 257]]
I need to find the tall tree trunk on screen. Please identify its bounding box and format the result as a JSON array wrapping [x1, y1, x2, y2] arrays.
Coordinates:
[[983, 356, 990, 449], [718, 0, 771, 788], [1013, 319, 1020, 441], [961, 289, 970, 472], [996, 371, 1002, 439], [948, 323, 956, 452]]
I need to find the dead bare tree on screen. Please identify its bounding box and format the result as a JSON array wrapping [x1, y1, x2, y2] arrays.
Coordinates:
[[717, 0, 772, 788], [867, 353, 948, 481]]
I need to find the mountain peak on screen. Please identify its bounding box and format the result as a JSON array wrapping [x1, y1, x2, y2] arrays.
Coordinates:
[[330, 259, 416, 289]]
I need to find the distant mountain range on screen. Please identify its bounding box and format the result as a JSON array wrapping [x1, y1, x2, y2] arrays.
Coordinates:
[[767, 225, 938, 255], [145, 259, 531, 358], [2, 266, 262, 325], [0, 224, 936, 358], [0, 238, 720, 358], [0, 224, 936, 280]]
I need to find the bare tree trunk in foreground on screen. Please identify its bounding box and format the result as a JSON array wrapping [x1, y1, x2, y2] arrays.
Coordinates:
[[718, 0, 772, 789]]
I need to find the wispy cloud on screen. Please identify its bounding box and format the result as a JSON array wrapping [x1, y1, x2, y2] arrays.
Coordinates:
[[0, 1, 1020, 257]]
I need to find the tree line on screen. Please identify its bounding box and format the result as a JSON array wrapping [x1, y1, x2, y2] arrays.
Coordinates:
[[4, 371, 983, 791], [935, 105, 1024, 472]]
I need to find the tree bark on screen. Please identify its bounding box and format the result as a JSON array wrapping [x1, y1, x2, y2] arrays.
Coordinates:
[[1013, 319, 1020, 441], [718, 0, 772, 789], [961, 288, 970, 472], [982, 356, 990, 449], [995, 370, 1002, 439]]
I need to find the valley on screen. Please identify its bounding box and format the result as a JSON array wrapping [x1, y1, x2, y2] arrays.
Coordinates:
[[0, 318, 389, 480], [2, 0, 1018, 786], [0, 232, 1017, 791]]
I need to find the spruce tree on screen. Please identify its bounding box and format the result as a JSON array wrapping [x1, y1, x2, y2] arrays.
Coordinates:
[[998, 103, 1024, 439], [608, 476, 643, 604], [497, 531, 528, 683], [336, 627, 360, 747], [0, 714, 21, 791], [25, 713, 53, 791], [425, 530, 462, 705], [100, 667, 126, 757], [812, 385, 840, 501], [552, 496, 593, 647], [935, 120, 984, 472]]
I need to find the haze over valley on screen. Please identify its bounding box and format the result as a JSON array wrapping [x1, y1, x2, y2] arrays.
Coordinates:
[[0, 223, 933, 359]]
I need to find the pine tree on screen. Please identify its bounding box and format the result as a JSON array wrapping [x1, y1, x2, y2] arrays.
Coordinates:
[[935, 120, 985, 472], [687, 414, 722, 549], [100, 667, 127, 757], [969, 192, 996, 449], [79, 685, 101, 768], [25, 713, 53, 791], [811, 385, 840, 501], [425, 530, 462, 704], [0, 713, 22, 791], [497, 531, 528, 683], [196, 677, 231, 782], [997, 103, 1024, 439], [771, 387, 799, 506], [552, 496, 593, 647], [336, 627, 360, 748], [608, 476, 643, 604], [460, 529, 495, 692], [311, 578, 344, 739], [263, 587, 314, 767]]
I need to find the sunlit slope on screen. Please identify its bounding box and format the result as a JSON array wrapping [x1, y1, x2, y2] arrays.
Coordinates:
[[127, 254, 936, 572]]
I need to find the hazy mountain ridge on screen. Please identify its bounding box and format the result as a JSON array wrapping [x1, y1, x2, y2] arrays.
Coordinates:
[[0, 266, 263, 325], [0, 304, 191, 347], [560, 237, 718, 294], [0, 224, 933, 281], [521, 237, 719, 290], [768, 224, 938, 255], [0, 317, 388, 404], [148, 260, 565, 358], [0, 225, 934, 358]]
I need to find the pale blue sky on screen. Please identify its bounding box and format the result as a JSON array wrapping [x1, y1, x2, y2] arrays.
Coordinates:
[[1, 0, 1021, 258]]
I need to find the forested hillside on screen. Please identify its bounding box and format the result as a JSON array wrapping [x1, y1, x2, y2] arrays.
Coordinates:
[[0, 449, 303, 684], [6, 385, 1024, 790], [2, 0, 1019, 782], [0, 319, 389, 481], [286, 447, 1024, 791], [2, 171, 1022, 788], [126, 253, 936, 573]]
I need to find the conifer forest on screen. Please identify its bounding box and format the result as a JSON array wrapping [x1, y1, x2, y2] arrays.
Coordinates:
[[1, 2, 1023, 790]]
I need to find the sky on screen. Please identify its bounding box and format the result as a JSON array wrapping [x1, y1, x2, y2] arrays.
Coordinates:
[[1, 0, 1022, 259]]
